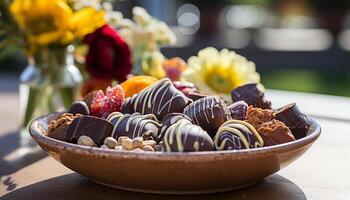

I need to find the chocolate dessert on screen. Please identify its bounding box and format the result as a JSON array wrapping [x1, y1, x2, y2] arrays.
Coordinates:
[[68, 101, 90, 115], [228, 100, 248, 120], [160, 113, 191, 139], [45, 78, 312, 152], [214, 120, 264, 150], [162, 118, 214, 152], [257, 119, 296, 146], [275, 103, 310, 139], [121, 78, 192, 120], [66, 115, 114, 145], [245, 106, 275, 128], [46, 113, 81, 140], [183, 96, 231, 137], [107, 112, 162, 142], [231, 83, 271, 109]]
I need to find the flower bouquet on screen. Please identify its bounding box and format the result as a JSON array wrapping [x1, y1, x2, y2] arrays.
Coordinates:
[[81, 6, 262, 103], [0, 0, 107, 139], [1, 1, 262, 145]]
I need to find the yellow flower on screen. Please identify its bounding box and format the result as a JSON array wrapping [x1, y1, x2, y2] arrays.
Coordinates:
[[70, 7, 106, 38], [10, 0, 73, 46], [181, 47, 261, 102], [10, 0, 106, 48]]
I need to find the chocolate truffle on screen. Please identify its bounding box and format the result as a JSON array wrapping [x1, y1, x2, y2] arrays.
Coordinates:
[[183, 96, 231, 137], [46, 113, 81, 141], [121, 78, 192, 120], [228, 100, 248, 120], [245, 106, 275, 128], [66, 115, 114, 145], [162, 118, 214, 152], [257, 119, 295, 146], [107, 112, 162, 142], [214, 120, 264, 150], [231, 83, 271, 109], [68, 101, 90, 115], [275, 103, 310, 139], [160, 113, 191, 139]]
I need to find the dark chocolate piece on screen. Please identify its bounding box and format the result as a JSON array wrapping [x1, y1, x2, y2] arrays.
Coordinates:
[[66, 115, 114, 145], [257, 119, 295, 146], [46, 113, 79, 141], [214, 120, 263, 150], [183, 96, 231, 137], [275, 103, 310, 139], [228, 100, 248, 120], [160, 113, 191, 139], [121, 78, 192, 120], [231, 84, 271, 109], [162, 118, 214, 152], [107, 112, 162, 142], [68, 101, 90, 115]]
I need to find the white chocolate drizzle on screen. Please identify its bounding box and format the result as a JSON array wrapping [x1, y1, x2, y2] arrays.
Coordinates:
[[214, 120, 264, 150], [183, 96, 231, 128], [124, 78, 191, 119], [107, 112, 161, 141], [163, 118, 212, 152]]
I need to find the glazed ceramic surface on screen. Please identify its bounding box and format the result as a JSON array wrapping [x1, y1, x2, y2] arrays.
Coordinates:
[[29, 112, 321, 194]]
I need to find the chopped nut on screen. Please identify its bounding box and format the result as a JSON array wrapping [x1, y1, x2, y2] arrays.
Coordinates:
[[143, 140, 156, 147], [118, 136, 130, 145], [114, 146, 123, 151], [77, 135, 95, 147], [131, 148, 143, 152], [100, 144, 109, 149], [143, 145, 155, 152], [104, 137, 117, 149], [154, 144, 163, 151], [132, 137, 144, 149], [122, 138, 133, 150]]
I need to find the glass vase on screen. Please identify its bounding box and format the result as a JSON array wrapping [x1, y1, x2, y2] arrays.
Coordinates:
[[19, 46, 82, 146]]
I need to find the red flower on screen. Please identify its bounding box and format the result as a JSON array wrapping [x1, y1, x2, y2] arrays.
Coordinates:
[[84, 25, 132, 82]]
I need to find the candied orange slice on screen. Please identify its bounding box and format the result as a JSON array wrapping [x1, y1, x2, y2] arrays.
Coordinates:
[[121, 76, 158, 97]]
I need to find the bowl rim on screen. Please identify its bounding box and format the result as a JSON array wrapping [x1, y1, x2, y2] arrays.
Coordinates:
[[29, 112, 321, 160]]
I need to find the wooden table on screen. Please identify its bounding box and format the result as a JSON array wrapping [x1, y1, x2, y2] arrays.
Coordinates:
[[1, 89, 349, 200]]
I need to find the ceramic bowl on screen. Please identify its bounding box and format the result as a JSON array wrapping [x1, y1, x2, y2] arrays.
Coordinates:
[[29, 112, 321, 195]]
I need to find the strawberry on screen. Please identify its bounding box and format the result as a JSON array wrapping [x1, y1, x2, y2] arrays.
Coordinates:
[[90, 85, 125, 118]]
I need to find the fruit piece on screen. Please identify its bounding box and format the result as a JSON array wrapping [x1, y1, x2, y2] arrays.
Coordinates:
[[173, 81, 198, 95], [90, 85, 125, 118], [163, 57, 187, 81], [120, 76, 158, 98], [173, 81, 208, 101]]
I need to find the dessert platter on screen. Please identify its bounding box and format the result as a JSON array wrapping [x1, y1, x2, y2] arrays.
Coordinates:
[[29, 77, 321, 194]]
